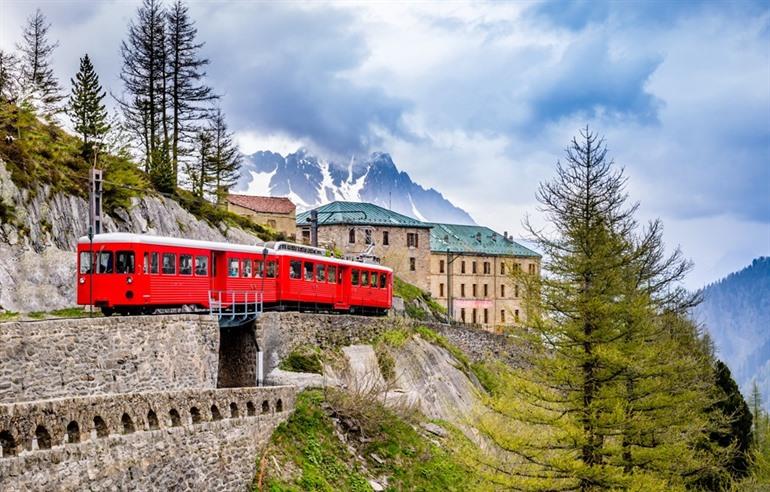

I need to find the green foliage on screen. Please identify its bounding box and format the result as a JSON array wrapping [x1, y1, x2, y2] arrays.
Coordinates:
[[378, 328, 410, 348], [470, 361, 504, 396], [279, 346, 323, 374], [414, 326, 470, 372], [374, 344, 396, 382], [0, 311, 19, 322], [262, 390, 474, 492], [394, 277, 446, 321], [68, 53, 109, 160]]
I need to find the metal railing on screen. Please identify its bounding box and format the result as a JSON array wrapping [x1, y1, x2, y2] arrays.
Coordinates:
[[208, 290, 263, 326]]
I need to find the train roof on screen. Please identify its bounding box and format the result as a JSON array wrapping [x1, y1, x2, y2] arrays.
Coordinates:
[[77, 233, 392, 271]]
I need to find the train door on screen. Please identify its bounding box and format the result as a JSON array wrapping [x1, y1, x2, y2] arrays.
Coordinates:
[[335, 265, 350, 309], [211, 251, 227, 293]]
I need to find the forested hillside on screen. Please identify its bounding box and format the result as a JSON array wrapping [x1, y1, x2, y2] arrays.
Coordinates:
[[696, 257, 770, 406]]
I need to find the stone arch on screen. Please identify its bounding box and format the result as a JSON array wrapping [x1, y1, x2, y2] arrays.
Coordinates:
[[190, 407, 201, 424], [169, 409, 181, 427], [35, 425, 52, 450], [261, 400, 269, 414], [230, 402, 239, 418], [121, 413, 135, 434], [93, 416, 109, 438], [147, 410, 159, 430], [211, 404, 222, 421], [66, 421, 80, 444], [0, 430, 17, 457], [276, 399, 283, 412], [247, 401, 256, 417]]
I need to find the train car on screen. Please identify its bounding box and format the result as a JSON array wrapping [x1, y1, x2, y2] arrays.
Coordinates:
[[76, 233, 392, 316]]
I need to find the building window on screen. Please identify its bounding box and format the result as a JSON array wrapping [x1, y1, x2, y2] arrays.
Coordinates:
[[515, 284, 519, 298], [514, 262, 521, 272], [460, 308, 466, 323], [472, 261, 477, 274], [461, 261, 466, 274], [501, 310, 505, 323], [349, 228, 356, 244], [483, 284, 488, 297], [501, 284, 505, 297], [472, 284, 477, 297], [501, 262, 505, 275], [439, 283, 444, 297], [515, 309, 520, 322], [383, 231, 389, 245], [302, 229, 310, 243], [365, 229, 372, 245], [472, 308, 477, 324], [483, 261, 490, 274], [267, 219, 277, 229], [484, 308, 489, 324], [409, 257, 416, 271], [529, 263, 536, 275], [407, 232, 419, 248], [461, 284, 465, 297], [439, 259, 445, 273]]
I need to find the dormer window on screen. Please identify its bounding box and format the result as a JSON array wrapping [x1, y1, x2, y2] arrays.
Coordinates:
[[349, 228, 356, 244]]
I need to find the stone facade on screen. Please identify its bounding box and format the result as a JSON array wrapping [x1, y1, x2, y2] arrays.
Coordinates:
[[429, 254, 540, 330], [297, 224, 431, 291], [227, 201, 296, 238], [0, 386, 296, 491], [0, 315, 220, 403]]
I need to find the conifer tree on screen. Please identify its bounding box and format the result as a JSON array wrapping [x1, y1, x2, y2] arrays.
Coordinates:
[[16, 9, 63, 115], [166, 0, 216, 181], [68, 54, 109, 161], [0, 50, 20, 101], [186, 127, 214, 198], [206, 108, 241, 205]]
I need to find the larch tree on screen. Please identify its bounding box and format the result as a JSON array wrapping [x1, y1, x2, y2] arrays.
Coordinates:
[[68, 54, 110, 162], [206, 108, 241, 205], [186, 126, 214, 198], [16, 9, 63, 115], [166, 0, 216, 183], [0, 50, 20, 101]]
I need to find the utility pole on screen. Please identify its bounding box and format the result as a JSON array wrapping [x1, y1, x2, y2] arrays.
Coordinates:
[[309, 209, 318, 247], [445, 247, 461, 323], [89, 168, 103, 235]]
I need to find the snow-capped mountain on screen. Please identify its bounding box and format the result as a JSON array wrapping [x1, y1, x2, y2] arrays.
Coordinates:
[[235, 149, 475, 224]]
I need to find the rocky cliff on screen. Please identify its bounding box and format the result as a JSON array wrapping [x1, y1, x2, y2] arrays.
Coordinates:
[[0, 159, 261, 312]]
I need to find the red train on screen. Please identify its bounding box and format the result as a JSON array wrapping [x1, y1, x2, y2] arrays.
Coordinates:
[[76, 233, 393, 316]]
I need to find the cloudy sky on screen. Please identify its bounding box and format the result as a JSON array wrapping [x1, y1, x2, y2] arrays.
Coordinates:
[[1, 0, 768, 288]]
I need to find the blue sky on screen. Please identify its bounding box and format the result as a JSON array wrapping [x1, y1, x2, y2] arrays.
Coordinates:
[[1, 0, 768, 288]]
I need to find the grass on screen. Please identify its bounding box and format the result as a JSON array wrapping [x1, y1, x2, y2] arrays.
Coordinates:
[[378, 328, 411, 348], [0, 311, 19, 322], [414, 326, 471, 373], [260, 389, 475, 492], [0, 307, 101, 322], [393, 277, 447, 321], [279, 346, 323, 374]]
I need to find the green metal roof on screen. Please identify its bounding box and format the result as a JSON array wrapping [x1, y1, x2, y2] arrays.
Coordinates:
[[428, 223, 541, 257], [296, 201, 432, 228]]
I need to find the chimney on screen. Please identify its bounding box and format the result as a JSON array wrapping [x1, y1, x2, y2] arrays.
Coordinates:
[[504, 231, 508, 240]]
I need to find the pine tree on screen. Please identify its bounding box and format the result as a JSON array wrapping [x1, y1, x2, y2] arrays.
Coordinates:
[[68, 54, 110, 161], [206, 108, 241, 205], [16, 9, 63, 115], [166, 0, 216, 183], [186, 126, 214, 198], [0, 50, 20, 101]]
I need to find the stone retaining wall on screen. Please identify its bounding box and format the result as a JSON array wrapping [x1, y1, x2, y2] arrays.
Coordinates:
[[0, 315, 219, 403], [0, 386, 296, 491]]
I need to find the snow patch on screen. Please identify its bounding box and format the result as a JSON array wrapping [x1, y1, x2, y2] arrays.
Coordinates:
[[408, 194, 427, 221], [244, 169, 276, 196]]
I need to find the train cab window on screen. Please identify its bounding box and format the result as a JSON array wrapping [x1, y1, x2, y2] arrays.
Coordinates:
[[361, 271, 369, 287], [116, 251, 135, 274], [352, 270, 359, 286], [179, 255, 193, 275], [328, 266, 336, 283], [195, 256, 208, 276], [150, 252, 159, 274], [79, 252, 92, 274], [254, 260, 263, 278], [267, 261, 278, 278], [290, 260, 301, 279], [379, 274, 387, 288], [242, 259, 252, 277], [228, 258, 239, 277], [316, 264, 325, 282], [98, 251, 114, 273], [162, 253, 176, 274], [304, 262, 314, 281]]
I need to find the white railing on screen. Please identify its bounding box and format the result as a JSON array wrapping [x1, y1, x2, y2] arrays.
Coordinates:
[[208, 290, 263, 325]]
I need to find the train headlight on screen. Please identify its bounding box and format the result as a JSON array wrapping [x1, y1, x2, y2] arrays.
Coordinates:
[[127, 277, 133, 284], [79, 277, 85, 284]]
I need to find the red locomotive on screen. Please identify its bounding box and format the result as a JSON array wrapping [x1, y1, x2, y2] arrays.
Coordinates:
[[76, 233, 392, 316]]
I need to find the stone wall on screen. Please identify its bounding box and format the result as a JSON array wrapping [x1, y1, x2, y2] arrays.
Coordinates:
[[0, 315, 219, 403], [0, 386, 296, 491]]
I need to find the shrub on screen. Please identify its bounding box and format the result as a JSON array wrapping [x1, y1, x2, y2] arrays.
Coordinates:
[[279, 346, 323, 374]]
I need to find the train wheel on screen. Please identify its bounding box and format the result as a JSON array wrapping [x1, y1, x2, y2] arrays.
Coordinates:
[[101, 307, 114, 317]]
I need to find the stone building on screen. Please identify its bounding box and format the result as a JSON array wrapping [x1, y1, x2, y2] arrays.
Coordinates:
[[428, 223, 540, 331], [296, 201, 432, 290], [226, 194, 296, 237]]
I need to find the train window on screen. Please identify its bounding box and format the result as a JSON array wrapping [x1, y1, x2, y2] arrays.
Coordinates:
[[290, 261, 301, 279], [242, 259, 252, 277], [254, 260, 263, 278], [316, 264, 325, 282], [79, 252, 92, 274], [304, 262, 314, 281], [150, 252, 159, 274], [328, 266, 336, 283], [179, 255, 193, 275], [195, 256, 208, 276], [116, 251, 135, 274], [162, 253, 176, 274], [143, 252, 148, 273], [98, 251, 113, 273], [361, 271, 369, 286], [352, 270, 359, 286], [380, 274, 387, 288], [370, 272, 377, 287], [228, 259, 239, 277], [267, 261, 278, 278]]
